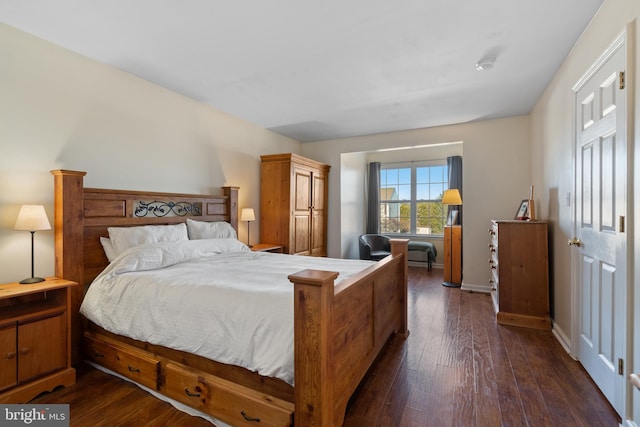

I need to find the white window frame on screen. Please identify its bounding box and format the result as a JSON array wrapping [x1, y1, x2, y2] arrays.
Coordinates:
[[379, 160, 448, 236]]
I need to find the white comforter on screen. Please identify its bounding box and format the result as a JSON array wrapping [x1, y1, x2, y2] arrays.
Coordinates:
[[80, 239, 375, 385]]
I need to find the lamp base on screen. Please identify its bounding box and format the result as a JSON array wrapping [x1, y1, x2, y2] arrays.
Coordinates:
[[442, 281, 461, 288], [20, 276, 45, 284]]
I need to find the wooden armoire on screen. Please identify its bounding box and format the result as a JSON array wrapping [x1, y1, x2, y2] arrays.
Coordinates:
[[260, 153, 330, 256]]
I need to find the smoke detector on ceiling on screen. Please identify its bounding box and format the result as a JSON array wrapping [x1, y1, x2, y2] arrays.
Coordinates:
[[475, 57, 496, 71]]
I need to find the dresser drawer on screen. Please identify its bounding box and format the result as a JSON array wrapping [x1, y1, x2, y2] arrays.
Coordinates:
[[84, 333, 160, 390], [164, 362, 293, 427]]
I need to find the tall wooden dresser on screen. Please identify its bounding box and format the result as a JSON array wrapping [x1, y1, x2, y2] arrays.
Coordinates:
[[260, 153, 330, 256], [488, 220, 550, 330]]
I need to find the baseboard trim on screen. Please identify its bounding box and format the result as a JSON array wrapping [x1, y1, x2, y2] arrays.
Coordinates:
[[460, 283, 492, 294], [407, 261, 443, 269], [551, 322, 575, 359]]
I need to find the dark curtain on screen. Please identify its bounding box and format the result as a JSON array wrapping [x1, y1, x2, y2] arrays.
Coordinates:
[[447, 156, 463, 225], [366, 162, 381, 234]]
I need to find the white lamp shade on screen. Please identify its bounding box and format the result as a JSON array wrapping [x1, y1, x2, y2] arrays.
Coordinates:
[[240, 208, 256, 222], [14, 205, 51, 231], [441, 189, 462, 205]]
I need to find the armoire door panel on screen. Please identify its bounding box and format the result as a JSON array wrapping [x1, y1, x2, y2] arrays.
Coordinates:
[[293, 215, 311, 255], [293, 169, 311, 212]]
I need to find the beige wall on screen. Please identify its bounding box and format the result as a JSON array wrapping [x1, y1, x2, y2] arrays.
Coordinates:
[[531, 0, 638, 342], [302, 115, 532, 290], [0, 23, 300, 284], [531, 0, 640, 423]]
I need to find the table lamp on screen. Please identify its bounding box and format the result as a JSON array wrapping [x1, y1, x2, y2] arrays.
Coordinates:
[[240, 208, 255, 247], [15, 204, 51, 284]]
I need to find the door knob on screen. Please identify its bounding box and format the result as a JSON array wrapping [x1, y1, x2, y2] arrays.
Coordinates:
[[567, 238, 582, 247]]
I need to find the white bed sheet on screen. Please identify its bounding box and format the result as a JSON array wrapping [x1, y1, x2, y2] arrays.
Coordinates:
[[80, 238, 375, 385]]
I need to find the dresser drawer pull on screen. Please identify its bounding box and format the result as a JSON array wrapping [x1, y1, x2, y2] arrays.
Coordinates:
[[128, 365, 140, 373], [5, 351, 16, 359], [241, 411, 261, 423], [93, 351, 105, 358], [184, 388, 200, 398], [20, 347, 30, 355]]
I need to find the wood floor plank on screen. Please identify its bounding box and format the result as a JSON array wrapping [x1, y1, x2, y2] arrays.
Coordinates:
[[343, 334, 407, 424], [483, 296, 530, 427], [29, 267, 620, 426], [501, 326, 555, 426], [469, 291, 502, 427], [451, 291, 476, 426], [377, 357, 413, 426], [525, 329, 618, 427]]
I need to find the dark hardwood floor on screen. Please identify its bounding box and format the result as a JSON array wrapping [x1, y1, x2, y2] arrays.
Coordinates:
[[32, 267, 620, 426]]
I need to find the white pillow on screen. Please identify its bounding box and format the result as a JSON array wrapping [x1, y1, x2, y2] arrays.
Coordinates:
[[100, 237, 118, 262], [186, 219, 237, 240], [107, 223, 189, 256]]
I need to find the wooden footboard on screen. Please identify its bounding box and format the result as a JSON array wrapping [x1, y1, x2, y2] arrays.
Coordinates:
[[289, 239, 408, 426], [52, 170, 409, 427]]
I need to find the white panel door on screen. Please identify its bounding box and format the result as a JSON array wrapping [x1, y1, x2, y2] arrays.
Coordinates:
[[575, 42, 627, 417]]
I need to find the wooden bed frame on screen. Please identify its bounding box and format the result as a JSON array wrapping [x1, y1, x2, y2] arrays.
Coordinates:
[[51, 170, 409, 427]]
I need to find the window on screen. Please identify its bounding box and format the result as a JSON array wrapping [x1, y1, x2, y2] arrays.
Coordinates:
[[379, 162, 448, 235]]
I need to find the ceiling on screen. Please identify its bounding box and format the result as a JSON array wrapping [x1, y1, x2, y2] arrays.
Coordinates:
[[1, 0, 603, 142]]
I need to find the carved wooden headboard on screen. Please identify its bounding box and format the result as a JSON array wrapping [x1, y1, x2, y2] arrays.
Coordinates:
[[51, 170, 238, 363]]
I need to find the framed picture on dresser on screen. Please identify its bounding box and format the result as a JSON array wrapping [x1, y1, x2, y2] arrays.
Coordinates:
[[515, 199, 529, 220], [447, 210, 458, 226]]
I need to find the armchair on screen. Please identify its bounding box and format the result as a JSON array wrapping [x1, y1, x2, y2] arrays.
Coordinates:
[[359, 234, 391, 261]]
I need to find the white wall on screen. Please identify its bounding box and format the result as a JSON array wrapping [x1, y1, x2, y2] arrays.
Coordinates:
[[0, 23, 300, 284], [302, 115, 531, 290], [339, 152, 368, 259], [530, 0, 640, 423]]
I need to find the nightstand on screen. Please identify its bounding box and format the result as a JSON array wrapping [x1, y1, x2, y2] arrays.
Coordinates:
[[0, 277, 79, 403], [251, 243, 284, 253]]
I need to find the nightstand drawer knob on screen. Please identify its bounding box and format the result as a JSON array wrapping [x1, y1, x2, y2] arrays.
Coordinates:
[[5, 351, 16, 359]]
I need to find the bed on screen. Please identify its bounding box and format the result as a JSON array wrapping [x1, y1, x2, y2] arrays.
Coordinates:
[[51, 170, 409, 427]]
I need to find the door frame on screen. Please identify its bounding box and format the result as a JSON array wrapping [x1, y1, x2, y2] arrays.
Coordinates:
[[570, 25, 633, 422]]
